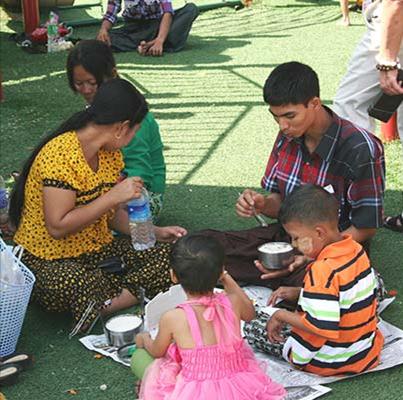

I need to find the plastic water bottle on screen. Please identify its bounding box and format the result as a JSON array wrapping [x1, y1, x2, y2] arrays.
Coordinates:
[[0, 175, 8, 225], [47, 12, 59, 53], [128, 189, 156, 251]]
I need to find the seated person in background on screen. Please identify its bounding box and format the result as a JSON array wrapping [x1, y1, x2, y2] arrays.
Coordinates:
[[9, 79, 186, 335], [263, 185, 384, 376], [202, 62, 385, 290], [67, 40, 165, 221], [97, 0, 199, 55]]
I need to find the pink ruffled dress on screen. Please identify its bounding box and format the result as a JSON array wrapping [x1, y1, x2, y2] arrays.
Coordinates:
[[139, 293, 286, 400]]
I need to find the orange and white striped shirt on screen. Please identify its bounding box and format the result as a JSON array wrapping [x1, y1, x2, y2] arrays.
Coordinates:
[[283, 235, 384, 376]]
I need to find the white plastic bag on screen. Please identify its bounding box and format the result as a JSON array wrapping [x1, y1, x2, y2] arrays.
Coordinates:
[[0, 245, 25, 286]]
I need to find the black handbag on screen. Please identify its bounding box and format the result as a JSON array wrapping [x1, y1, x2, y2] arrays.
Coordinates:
[[97, 256, 127, 275]]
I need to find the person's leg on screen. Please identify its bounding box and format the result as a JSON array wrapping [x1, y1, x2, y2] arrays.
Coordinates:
[[338, 0, 350, 26], [164, 3, 199, 52], [118, 237, 173, 300], [109, 20, 159, 52], [396, 44, 403, 141], [333, 28, 383, 132], [197, 225, 307, 289]]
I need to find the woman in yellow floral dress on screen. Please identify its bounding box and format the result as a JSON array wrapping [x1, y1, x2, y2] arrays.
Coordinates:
[[9, 79, 186, 334]]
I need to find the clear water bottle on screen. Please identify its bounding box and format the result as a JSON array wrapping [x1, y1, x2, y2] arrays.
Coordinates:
[[47, 11, 59, 53], [128, 189, 156, 251], [0, 175, 9, 225]]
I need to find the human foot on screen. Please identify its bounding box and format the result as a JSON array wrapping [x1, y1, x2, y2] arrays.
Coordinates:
[[137, 41, 148, 55], [337, 16, 350, 26]]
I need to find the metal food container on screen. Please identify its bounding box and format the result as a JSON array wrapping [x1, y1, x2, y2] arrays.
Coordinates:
[[103, 314, 143, 348], [258, 242, 295, 270]]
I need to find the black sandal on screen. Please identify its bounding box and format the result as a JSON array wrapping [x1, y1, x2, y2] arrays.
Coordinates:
[[384, 214, 403, 233], [0, 363, 20, 387]]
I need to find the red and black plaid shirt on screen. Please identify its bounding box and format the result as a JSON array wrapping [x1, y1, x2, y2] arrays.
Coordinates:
[[261, 107, 385, 230]]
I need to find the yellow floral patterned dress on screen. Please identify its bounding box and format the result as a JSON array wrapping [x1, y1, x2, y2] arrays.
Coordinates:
[[14, 132, 172, 329]]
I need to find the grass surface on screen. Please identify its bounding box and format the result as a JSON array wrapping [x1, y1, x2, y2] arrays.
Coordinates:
[[1, 1, 402, 399]]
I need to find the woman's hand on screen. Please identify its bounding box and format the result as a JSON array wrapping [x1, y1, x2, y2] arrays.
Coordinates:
[[266, 311, 286, 344], [154, 226, 187, 243], [268, 286, 301, 306], [254, 254, 311, 280], [235, 189, 266, 218], [108, 177, 143, 206]]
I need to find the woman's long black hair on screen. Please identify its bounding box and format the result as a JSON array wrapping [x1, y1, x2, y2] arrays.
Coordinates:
[[9, 78, 148, 229]]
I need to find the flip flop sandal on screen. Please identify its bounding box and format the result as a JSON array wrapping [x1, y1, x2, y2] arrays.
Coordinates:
[[0, 353, 34, 371], [383, 214, 403, 233], [0, 364, 20, 387]]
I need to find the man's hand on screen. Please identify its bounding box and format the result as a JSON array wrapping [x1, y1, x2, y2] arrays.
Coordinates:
[[147, 38, 164, 56], [97, 21, 112, 46], [254, 254, 310, 280], [154, 226, 187, 243], [266, 311, 286, 344], [268, 286, 301, 306], [379, 69, 403, 95], [236, 189, 266, 218], [138, 39, 164, 56]]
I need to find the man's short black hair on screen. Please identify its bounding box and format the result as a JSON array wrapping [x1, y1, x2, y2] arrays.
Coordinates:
[[279, 184, 339, 226], [263, 62, 320, 106]]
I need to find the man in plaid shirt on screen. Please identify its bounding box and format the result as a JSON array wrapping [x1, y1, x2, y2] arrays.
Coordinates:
[[97, 0, 198, 55], [231, 61, 385, 286]]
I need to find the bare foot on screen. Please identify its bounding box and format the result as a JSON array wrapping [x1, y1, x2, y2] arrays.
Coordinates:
[[337, 17, 350, 26], [137, 41, 147, 55], [100, 288, 138, 316]]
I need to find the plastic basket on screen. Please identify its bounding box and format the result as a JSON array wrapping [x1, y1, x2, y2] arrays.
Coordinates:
[[0, 237, 36, 357]]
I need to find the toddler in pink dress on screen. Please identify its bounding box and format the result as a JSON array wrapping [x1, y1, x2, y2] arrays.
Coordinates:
[[135, 234, 286, 400]]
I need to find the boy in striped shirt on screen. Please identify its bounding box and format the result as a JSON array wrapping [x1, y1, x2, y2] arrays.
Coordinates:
[[266, 184, 384, 376]]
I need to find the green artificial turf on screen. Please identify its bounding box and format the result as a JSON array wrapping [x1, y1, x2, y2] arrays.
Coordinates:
[[1, 1, 402, 399]]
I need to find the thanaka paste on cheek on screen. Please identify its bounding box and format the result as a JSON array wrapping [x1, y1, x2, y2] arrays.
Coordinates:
[[297, 237, 313, 255]]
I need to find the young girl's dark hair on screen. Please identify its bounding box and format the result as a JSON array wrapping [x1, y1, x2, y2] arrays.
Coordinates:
[[9, 78, 148, 229], [171, 234, 225, 294], [66, 39, 116, 92]]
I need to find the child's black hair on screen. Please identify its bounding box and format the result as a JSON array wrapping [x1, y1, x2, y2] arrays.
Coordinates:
[[278, 184, 339, 226], [171, 234, 225, 294], [263, 61, 320, 106]]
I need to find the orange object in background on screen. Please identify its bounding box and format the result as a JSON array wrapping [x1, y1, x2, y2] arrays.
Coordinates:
[[21, 0, 40, 35], [381, 112, 399, 142]]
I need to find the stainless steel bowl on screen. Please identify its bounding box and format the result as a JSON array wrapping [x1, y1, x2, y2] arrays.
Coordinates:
[[103, 314, 143, 348], [258, 242, 295, 270]]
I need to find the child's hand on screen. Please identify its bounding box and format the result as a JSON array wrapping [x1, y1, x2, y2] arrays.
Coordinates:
[[268, 286, 301, 306], [266, 311, 286, 344], [135, 332, 150, 348]]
